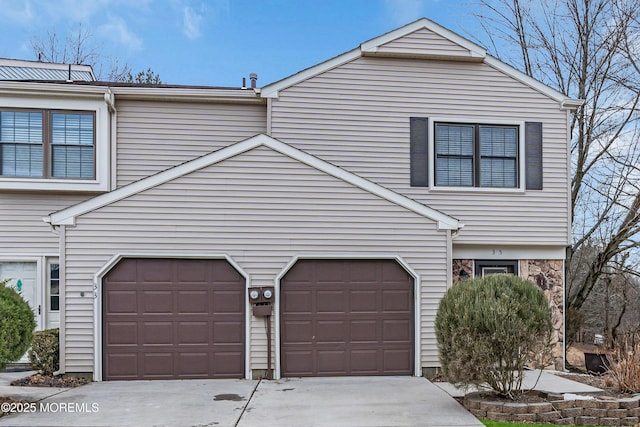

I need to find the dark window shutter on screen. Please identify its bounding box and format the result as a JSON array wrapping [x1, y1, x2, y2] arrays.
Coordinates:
[[525, 122, 543, 190], [410, 117, 429, 186]]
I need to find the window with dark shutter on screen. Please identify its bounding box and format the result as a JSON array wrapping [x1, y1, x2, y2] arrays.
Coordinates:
[[434, 122, 519, 188], [525, 122, 543, 190], [410, 117, 429, 186]]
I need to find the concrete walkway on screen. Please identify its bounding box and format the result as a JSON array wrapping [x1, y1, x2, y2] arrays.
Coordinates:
[[434, 369, 604, 397], [0, 373, 481, 427]]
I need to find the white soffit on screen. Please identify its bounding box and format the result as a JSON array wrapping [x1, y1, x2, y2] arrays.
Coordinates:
[[45, 134, 460, 230]]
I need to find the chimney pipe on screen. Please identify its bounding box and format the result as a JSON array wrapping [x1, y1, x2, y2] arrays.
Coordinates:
[[249, 73, 257, 89], [242, 77, 246, 89]]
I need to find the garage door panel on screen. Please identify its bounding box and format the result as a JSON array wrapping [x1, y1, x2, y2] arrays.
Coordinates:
[[103, 258, 245, 380], [383, 320, 412, 342], [350, 350, 379, 373], [143, 353, 174, 377], [350, 290, 377, 312], [178, 353, 209, 375], [142, 322, 174, 345], [350, 320, 378, 342], [282, 320, 313, 344], [317, 350, 346, 374], [211, 352, 244, 376], [282, 290, 312, 313], [140, 260, 174, 283], [316, 290, 346, 312], [105, 322, 138, 345], [383, 349, 412, 372], [348, 263, 378, 282], [281, 350, 314, 376], [178, 291, 209, 314], [178, 321, 209, 344], [212, 321, 244, 343], [382, 290, 412, 312], [106, 290, 137, 314], [212, 290, 244, 313], [382, 262, 412, 281], [142, 290, 173, 313], [281, 259, 413, 377], [105, 354, 137, 377], [316, 320, 346, 342]]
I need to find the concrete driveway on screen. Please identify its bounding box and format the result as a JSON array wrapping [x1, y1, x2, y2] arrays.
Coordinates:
[[0, 374, 481, 427]]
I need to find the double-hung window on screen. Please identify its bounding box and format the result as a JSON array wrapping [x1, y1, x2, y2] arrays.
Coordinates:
[[435, 123, 518, 188], [0, 109, 95, 179]]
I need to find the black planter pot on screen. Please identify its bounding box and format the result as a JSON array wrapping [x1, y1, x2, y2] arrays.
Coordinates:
[[584, 352, 608, 374]]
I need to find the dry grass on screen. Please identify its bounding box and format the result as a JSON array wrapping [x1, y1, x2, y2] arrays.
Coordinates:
[[606, 333, 640, 394]]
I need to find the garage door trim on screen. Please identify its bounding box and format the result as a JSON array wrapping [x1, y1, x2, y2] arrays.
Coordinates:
[[274, 254, 420, 379], [92, 253, 250, 381]]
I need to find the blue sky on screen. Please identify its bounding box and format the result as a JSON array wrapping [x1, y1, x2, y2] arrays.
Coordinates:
[[0, 0, 479, 87]]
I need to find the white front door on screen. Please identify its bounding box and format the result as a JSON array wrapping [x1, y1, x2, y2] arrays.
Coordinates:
[[0, 261, 39, 363]]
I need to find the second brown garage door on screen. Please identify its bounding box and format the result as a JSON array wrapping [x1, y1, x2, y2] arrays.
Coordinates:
[[280, 259, 414, 376], [103, 258, 245, 380]]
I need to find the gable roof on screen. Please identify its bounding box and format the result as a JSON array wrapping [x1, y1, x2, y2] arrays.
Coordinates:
[[45, 134, 461, 230], [260, 18, 582, 109]]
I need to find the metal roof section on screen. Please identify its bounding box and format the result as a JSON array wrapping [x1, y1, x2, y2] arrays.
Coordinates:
[[0, 58, 95, 81]]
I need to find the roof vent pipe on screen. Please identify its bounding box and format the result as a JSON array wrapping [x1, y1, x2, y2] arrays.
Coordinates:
[[249, 73, 257, 89], [67, 64, 72, 82], [242, 77, 246, 89]]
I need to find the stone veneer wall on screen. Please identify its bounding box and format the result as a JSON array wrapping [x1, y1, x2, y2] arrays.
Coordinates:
[[451, 259, 565, 370], [452, 259, 473, 285], [520, 260, 565, 370], [464, 392, 640, 426]]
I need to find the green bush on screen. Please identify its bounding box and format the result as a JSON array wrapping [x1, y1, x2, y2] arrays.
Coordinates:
[[0, 279, 36, 370], [29, 328, 59, 376], [435, 274, 553, 399]]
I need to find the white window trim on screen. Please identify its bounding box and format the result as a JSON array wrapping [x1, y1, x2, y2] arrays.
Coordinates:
[[46, 258, 60, 313], [0, 96, 110, 192], [428, 117, 526, 193]]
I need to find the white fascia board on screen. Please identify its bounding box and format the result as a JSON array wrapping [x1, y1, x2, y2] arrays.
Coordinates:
[[46, 133, 460, 230], [261, 48, 361, 98], [361, 17, 486, 59], [110, 86, 264, 104], [483, 56, 582, 109]]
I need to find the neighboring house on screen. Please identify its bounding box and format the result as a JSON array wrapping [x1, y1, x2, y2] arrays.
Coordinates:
[[0, 18, 580, 380]]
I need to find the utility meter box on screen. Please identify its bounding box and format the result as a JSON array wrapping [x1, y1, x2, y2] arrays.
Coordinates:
[[248, 286, 275, 317]]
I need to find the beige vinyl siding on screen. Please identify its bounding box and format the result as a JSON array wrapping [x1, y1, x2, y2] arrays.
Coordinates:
[[62, 146, 448, 374], [116, 100, 266, 186], [270, 56, 570, 245], [377, 28, 471, 56], [0, 193, 88, 254]]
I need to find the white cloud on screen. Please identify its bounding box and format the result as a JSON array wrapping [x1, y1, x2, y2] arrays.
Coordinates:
[[97, 16, 143, 50], [383, 0, 429, 26], [183, 5, 204, 40], [0, 0, 35, 24]]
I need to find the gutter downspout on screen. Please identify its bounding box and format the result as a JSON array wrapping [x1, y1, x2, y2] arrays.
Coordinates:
[[104, 88, 117, 191]]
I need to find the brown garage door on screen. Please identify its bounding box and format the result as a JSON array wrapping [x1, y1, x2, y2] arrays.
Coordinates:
[[103, 258, 245, 380], [281, 259, 414, 377]]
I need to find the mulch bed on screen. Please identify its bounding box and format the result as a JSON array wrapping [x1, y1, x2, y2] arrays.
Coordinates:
[[10, 373, 89, 388]]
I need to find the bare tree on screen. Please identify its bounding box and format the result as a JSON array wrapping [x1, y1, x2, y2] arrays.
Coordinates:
[[471, 0, 640, 313], [30, 24, 156, 83]]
